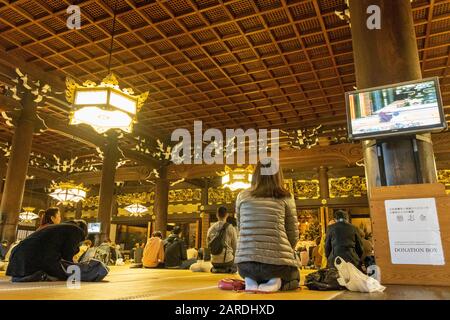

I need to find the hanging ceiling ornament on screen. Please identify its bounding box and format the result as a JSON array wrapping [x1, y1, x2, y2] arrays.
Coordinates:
[[65, 74, 148, 134], [65, 3, 148, 134], [48, 181, 88, 204], [125, 203, 148, 217], [19, 207, 39, 223], [218, 165, 253, 191]]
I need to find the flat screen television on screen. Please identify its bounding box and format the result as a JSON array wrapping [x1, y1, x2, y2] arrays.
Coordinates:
[[346, 77, 446, 140], [87, 222, 101, 234]]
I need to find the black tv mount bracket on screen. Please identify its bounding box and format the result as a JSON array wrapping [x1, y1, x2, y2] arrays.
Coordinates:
[[362, 134, 433, 186]]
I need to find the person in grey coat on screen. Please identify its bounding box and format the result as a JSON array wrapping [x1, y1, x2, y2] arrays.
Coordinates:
[[235, 159, 300, 292], [325, 210, 364, 269]]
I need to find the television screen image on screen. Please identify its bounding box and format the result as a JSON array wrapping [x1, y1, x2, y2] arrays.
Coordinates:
[[346, 78, 446, 140], [88, 222, 101, 234]]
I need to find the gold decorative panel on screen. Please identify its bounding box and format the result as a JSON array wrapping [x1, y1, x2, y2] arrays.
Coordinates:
[[82, 196, 99, 208], [168, 204, 201, 215], [329, 176, 367, 198], [117, 192, 154, 206], [83, 188, 202, 209], [284, 179, 294, 195], [293, 180, 320, 200], [438, 170, 450, 186], [169, 189, 201, 203], [208, 187, 240, 205], [438, 170, 450, 194]]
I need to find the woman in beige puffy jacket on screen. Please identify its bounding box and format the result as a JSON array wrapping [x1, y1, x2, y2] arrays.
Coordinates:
[[235, 159, 300, 292]]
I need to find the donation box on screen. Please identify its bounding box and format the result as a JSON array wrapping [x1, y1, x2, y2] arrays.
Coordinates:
[[370, 183, 450, 286]]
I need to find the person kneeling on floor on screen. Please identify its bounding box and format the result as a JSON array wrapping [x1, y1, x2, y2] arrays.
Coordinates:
[[6, 220, 98, 282], [235, 159, 300, 292], [143, 231, 165, 268], [207, 206, 238, 274], [164, 226, 196, 269]]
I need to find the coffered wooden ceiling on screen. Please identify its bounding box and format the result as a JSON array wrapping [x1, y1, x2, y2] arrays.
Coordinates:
[[0, 0, 449, 158]]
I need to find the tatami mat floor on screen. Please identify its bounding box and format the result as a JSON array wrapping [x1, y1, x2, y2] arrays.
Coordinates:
[[0, 266, 343, 300]]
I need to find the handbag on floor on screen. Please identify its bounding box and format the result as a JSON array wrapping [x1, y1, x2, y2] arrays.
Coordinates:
[[304, 268, 345, 291], [334, 256, 385, 293], [62, 259, 109, 282], [218, 278, 245, 291]]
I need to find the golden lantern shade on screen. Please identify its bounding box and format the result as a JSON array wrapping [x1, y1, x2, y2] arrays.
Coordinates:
[[19, 207, 39, 223], [66, 74, 148, 134], [219, 165, 253, 191], [125, 203, 148, 217], [49, 181, 88, 204]]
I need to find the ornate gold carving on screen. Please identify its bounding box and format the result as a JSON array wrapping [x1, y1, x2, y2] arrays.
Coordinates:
[[81, 80, 98, 87], [284, 179, 294, 195], [82, 196, 99, 208], [438, 170, 450, 194], [137, 91, 149, 112], [117, 192, 154, 206], [65, 73, 149, 109], [65, 77, 78, 104], [84, 189, 203, 209], [208, 187, 240, 204], [438, 170, 450, 186], [169, 189, 201, 203], [294, 180, 320, 200], [329, 176, 367, 198], [100, 73, 119, 87]]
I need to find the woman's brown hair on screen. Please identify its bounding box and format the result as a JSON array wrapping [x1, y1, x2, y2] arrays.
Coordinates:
[[40, 207, 59, 226], [249, 159, 291, 199]]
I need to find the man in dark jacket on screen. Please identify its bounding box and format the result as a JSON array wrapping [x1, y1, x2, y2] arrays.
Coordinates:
[[325, 210, 363, 269], [6, 220, 87, 282], [164, 226, 188, 268]]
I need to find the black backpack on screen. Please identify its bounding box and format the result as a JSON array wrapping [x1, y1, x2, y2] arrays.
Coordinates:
[[208, 223, 230, 255]]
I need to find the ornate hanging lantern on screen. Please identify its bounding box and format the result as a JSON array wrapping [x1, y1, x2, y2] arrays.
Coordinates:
[[65, 74, 148, 134], [19, 207, 39, 223], [125, 203, 148, 217], [65, 6, 148, 135], [218, 165, 253, 191], [49, 181, 88, 204]]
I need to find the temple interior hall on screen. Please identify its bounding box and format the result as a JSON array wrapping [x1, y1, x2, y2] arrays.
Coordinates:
[[0, 0, 450, 301]]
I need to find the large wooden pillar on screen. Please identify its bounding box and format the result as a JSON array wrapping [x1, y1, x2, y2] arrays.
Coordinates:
[[318, 166, 330, 230], [75, 200, 83, 220], [0, 153, 7, 196], [0, 92, 37, 243], [58, 203, 66, 222], [200, 180, 209, 248], [154, 165, 169, 237], [349, 0, 437, 188], [97, 134, 119, 242], [318, 166, 329, 200]]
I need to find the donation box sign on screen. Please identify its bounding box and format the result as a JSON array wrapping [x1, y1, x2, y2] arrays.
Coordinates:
[[384, 198, 445, 265]]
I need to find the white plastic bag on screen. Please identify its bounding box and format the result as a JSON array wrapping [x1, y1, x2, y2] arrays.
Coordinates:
[[334, 256, 386, 293], [115, 258, 125, 266], [190, 260, 212, 272]]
